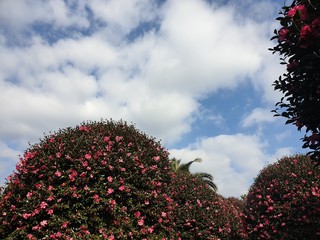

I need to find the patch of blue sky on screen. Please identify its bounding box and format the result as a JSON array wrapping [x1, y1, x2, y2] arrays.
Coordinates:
[[126, 20, 160, 43]]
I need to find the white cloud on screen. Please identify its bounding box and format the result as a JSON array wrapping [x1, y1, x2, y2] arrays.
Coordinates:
[[241, 107, 275, 128], [145, 0, 268, 96], [0, 0, 291, 192], [170, 133, 267, 197]]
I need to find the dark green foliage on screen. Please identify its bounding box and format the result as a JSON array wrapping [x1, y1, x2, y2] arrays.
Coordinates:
[[270, 0, 320, 165]]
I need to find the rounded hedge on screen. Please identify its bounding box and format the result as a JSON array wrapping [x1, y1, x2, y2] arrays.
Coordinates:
[[0, 120, 175, 239], [246, 155, 320, 239]]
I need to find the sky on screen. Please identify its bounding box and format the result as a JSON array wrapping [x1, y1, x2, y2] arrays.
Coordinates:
[[0, 0, 305, 198]]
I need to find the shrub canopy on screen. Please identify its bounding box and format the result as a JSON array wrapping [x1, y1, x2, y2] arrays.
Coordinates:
[[246, 155, 320, 239], [0, 120, 175, 239]]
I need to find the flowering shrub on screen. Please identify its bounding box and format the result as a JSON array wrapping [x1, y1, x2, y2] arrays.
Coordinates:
[[0, 120, 176, 239], [246, 155, 320, 239], [167, 173, 249, 239], [271, 0, 320, 164]]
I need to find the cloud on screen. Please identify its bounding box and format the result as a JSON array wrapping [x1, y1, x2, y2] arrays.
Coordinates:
[[170, 133, 267, 197], [241, 107, 275, 128], [0, 0, 290, 191]]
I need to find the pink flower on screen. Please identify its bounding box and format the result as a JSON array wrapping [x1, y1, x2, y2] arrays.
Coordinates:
[[27, 192, 33, 199], [23, 213, 32, 219], [153, 156, 160, 161], [93, 194, 100, 203], [40, 201, 48, 209], [134, 211, 141, 218], [47, 209, 54, 215], [107, 176, 113, 182], [119, 185, 125, 191], [85, 154, 91, 160], [55, 171, 62, 177], [27, 234, 35, 240], [61, 222, 68, 229], [107, 188, 114, 195], [103, 136, 110, 142], [40, 220, 47, 227], [32, 225, 39, 231], [79, 125, 89, 132], [278, 28, 290, 42], [288, 4, 308, 21], [56, 152, 62, 158], [115, 136, 123, 142], [137, 219, 144, 226]]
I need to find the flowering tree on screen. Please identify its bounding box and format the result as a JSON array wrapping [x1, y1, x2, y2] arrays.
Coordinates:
[[0, 119, 248, 239], [271, 0, 320, 165], [0, 120, 176, 239], [246, 155, 320, 239]]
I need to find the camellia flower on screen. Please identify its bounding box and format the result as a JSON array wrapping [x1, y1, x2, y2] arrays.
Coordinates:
[[40, 220, 47, 227], [278, 28, 290, 42], [288, 4, 308, 21], [137, 219, 144, 226]]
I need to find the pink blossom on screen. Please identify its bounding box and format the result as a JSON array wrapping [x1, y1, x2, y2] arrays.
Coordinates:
[[55, 171, 62, 177], [23, 213, 32, 219], [27, 234, 35, 240], [79, 125, 89, 132], [85, 154, 91, 160], [137, 219, 144, 226], [47, 209, 54, 215], [115, 136, 123, 142], [40, 220, 47, 227], [27, 192, 33, 199], [278, 28, 290, 42], [61, 222, 68, 229], [119, 185, 125, 191], [40, 201, 48, 209], [93, 194, 100, 203], [103, 136, 110, 142], [107, 176, 113, 182], [288, 4, 308, 21], [32, 225, 39, 231], [107, 188, 114, 195], [56, 152, 62, 158], [134, 211, 141, 218], [153, 156, 160, 161]]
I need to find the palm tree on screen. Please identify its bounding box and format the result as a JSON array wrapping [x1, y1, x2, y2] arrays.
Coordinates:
[[170, 157, 218, 192]]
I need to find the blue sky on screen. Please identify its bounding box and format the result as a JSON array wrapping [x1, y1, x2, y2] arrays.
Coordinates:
[[0, 0, 304, 197]]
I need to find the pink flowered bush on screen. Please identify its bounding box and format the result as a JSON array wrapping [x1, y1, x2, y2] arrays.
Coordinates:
[[167, 173, 249, 239], [0, 120, 175, 239], [0, 119, 249, 239], [246, 155, 320, 239]]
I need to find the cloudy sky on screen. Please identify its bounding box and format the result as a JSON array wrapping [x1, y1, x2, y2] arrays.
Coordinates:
[[0, 0, 304, 197]]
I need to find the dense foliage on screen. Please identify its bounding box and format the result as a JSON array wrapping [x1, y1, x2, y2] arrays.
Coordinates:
[[0, 120, 175, 239], [0, 119, 250, 239], [271, 0, 320, 165], [167, 173, 248, 239], [246, 155, 320, 239]]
